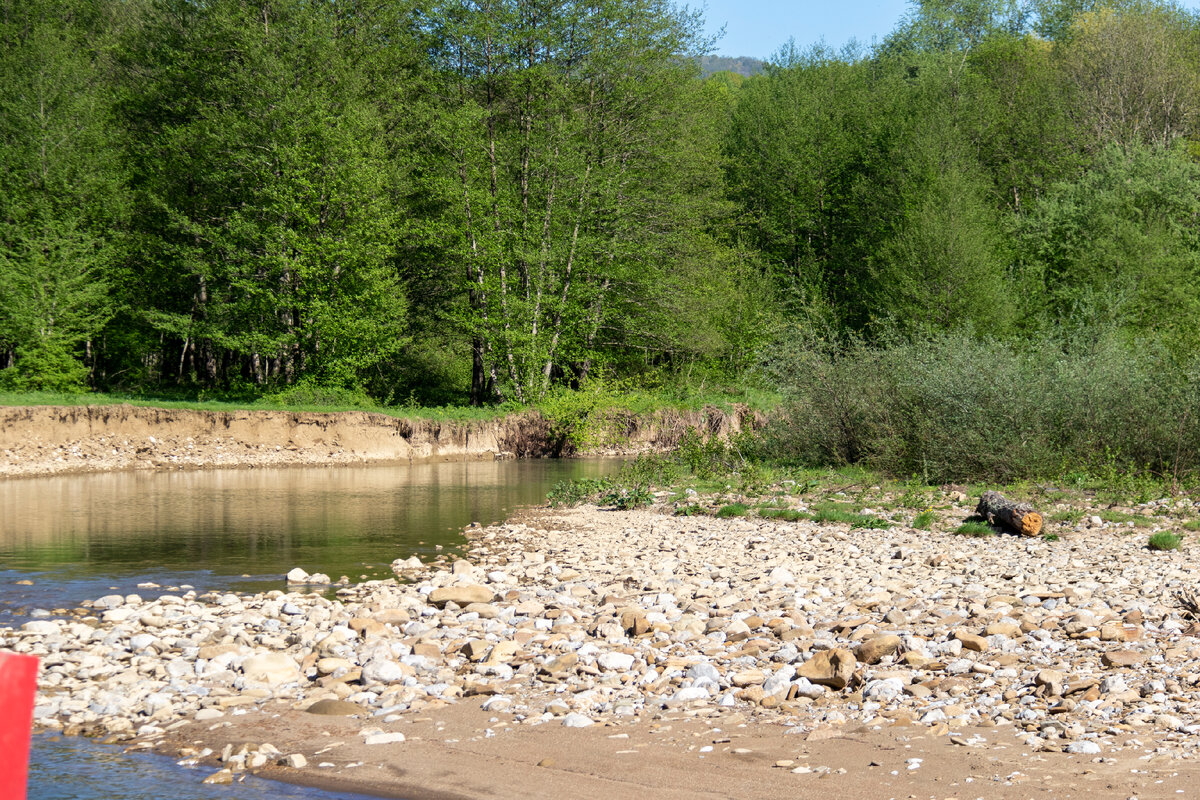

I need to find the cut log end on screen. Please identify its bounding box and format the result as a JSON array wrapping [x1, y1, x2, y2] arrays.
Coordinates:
[[976, 491, 1044, 538]]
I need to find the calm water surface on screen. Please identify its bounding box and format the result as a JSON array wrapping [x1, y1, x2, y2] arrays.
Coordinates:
[[0, 458, 614, 617], [4, 458, 616, 800]]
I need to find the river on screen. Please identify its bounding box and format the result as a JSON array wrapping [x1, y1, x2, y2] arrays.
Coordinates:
[[1, 458, 614, 800]]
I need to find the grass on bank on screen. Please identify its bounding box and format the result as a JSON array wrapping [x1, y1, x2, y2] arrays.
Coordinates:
[[547, 426, 1198, 531], [0, 380, 779, 436], [0, 388, 510, 421]]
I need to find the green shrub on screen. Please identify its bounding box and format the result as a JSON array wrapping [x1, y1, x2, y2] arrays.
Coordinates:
[[954, 521, 996, 537], [263, 381, 378, 409], [760, 329, 1200, 483], [1185, 521, 1200, 531], [601, 485, 654, 510], [547, 477, 615, 507], [912, 509, 936, 529], [1148, 532, 1182, 551]]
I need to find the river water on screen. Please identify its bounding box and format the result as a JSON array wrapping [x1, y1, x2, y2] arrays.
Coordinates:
[[1, 458, 614, 800]]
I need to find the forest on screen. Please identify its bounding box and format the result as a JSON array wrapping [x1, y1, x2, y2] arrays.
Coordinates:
[[3, 0, 1200, 479]]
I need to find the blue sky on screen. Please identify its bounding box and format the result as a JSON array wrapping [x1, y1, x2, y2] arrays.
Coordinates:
[[699, 0, 1200, 58], [700, 0, 916, 57]]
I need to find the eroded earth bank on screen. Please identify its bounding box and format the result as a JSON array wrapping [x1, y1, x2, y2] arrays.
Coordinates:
[[10, 492, 1200, 799], [0, 404, 756, 478]]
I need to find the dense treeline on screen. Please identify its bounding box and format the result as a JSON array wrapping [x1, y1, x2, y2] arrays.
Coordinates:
[[3, 0, 1200, 447], [0, 0, 757, 403]]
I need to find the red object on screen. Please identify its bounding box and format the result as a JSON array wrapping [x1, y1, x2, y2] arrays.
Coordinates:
[[0, 652, 38, 800]]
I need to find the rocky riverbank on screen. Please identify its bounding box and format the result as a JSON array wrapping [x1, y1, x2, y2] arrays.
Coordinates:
[[0, 403, 757, 478], [9, 491, 1200, 797]]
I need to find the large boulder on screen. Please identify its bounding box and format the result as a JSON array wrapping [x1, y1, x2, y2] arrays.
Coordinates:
[[241, 652, 302, 686], [429, 585, 494, 607], [854, 634, 902, 665], [796, 648, 856, 690]]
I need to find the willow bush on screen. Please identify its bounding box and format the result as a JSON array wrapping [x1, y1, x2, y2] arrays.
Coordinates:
[[761, 328, 1200, 483]]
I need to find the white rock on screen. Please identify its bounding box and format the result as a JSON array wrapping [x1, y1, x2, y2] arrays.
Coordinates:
[[768, 566, 795, 585], [670, 687, 710, 703], [562, 713, 594, 728], [597, 652, 635, 672], [241, 652, 301, 686], [363, 732, 406, 745]]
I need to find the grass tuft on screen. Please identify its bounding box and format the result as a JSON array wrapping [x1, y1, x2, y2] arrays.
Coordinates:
[[715, 503, 750, 518], [674, 504, 707, 517], [759, 508, 811, 522], [812, 507, 891, 529], [1148, 532, 1182, 551], [912, 509, 936, 530], [954, 521, 996, 537]]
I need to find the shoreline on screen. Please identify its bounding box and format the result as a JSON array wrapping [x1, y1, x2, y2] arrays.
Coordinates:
[[11, 491, 1200, 798], [0, 403, 757, 479]]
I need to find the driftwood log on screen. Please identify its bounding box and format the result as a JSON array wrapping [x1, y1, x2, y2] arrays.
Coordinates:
[[976, 491, 1043, 537]]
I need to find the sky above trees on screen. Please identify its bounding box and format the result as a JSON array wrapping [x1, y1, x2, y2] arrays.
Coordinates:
[[701, 0, 1200, 57]]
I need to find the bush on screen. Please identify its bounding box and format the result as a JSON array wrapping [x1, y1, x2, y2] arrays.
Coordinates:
[[547, 477, 614, 507], [1148, 532, 1182, 551], [760, 328, 1200, 483], [263, 381, 378, 409]]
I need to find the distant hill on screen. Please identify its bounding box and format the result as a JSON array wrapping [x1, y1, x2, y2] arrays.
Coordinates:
[[698, 55, 766, 78]]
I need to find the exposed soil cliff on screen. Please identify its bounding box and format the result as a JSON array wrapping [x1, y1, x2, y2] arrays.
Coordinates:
[[0, 403, 760, 478]]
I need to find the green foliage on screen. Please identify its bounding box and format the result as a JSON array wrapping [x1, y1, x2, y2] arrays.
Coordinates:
[[4, 0, 1200, 421], [1148, 532, 1183, 551], [674, 504, 708, 517], [1015, 143, 1200, 355], [898, 478, 939, 509], [913, 509, 937, 529], [1185, 521, 1200, 532], [1042, 532, 1059, 542], [0, 0, 127, 389], [759, 508, 811, 522], [955, 521, 997, 536], [536, 379, 631, 452], [262, 382, 379, 411], [117, 0, 409, 392], [600, 485, 655, 510], [811, 505, 891, 528], [547, 477, 616, 508], [715, 503, 750, 518], [761, 328, 1200, 482]]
